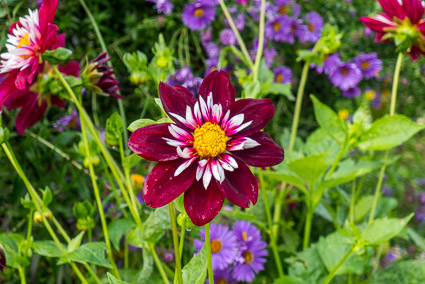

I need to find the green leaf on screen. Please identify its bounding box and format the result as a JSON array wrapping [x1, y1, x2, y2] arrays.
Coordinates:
[[33, 241, 65, 258], [354, 195, 375, 223], [358, 115, 425, 151], [108, 219, 135, 250], [42, 186, 53, 207], [262, 83, 294, 100], [362, 214, 414, 245], [127, 119, 156, 132], [260, 166, 307, 193], [141, 207, 171, 243], [287, 243, 327, 284], [65, 242, 112, 268], [407, 228, 425, 252], [257, 59, 274, 84], [135, 243, 154, 283], [42, 48, 72, 65], [67, 232, 85, 253], [297, 49, 322, 65], [304, 128, 341, 164], [0, 233, 28, 269], [122, 153, 143, 170], [243, 81, 261, 99], [288, 154, 329, 190], [107, 272, 130, 284], [311, 95, 347, 145], [182, 245, 207, 284], [274, 276, 308, 284], [370, 260, 425, 283], [105, 112, 124, 147]]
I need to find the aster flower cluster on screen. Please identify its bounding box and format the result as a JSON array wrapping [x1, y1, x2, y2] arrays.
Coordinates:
[[145, 0, 174, 15], [194, 221, 268, 283], [313, 52, 382, 98], [167, 66, 203, 94]]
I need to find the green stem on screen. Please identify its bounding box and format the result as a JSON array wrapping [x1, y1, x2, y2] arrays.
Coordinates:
[[25, 210, 34, 253], [124, 242, 129, 269], [179, 219, 186, 261], [217, 0, 254, 68], [259, 170, 284, 277], [205, 223, 214, 284], [321, 247, 354, 284], [88, 228, 92, 243], [169, 204, 183, 284], [19, 266, 26, 284], [369, 52, 403, 225], [303, 204, 313, 249], [252, 0, 266, 82], [349, 180, 356, 224], [78, 0, 129, 152], [150, 244, 170, 284], [326, 141, 347, 179]]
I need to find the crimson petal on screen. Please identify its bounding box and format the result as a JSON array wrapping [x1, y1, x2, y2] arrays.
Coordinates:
[[0, 70, 19, 107], [359, 15, 395, 34], [59, 61, 81, 77], [159, 82, 196, 129], [184, 180, 224, 226], [378, 0, 405, 19], [228, 98, 275, 138], [39, 0, 58, 35], [198, 70, 236, 112], [129, 123, 181, 162], [230, 132, 284, 167], [16, 93, 47, 136], [403, 0, 424, 24], [217, 157, 258, 208], [144, 159, 197, 208]]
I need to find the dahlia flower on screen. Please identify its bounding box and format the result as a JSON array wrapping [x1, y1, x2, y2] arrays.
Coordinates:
[[0, 0, 59, 105], [360, 0, 425, 60], [129, 71, 284, 225]]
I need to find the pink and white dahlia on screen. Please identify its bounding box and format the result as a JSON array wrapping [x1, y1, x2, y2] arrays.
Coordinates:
[[129, 71, 284, 226], [0, 0, 59, 105]]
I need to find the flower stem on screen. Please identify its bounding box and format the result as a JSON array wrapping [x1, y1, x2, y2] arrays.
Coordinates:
[[179, 219, 186, 261], [349, 180, 356, 224], [78, 0, 129, 152], [218, 0, 254, 68], [302, 205, 314, 249], [252, 0, 266, 82], [150, 243, 170, 284], [321, 246, 354, 284], [80, 118, 121, 279], [168, 203, 183, 284], [205, 223, 214, 284], [259, 170, 284, 277], [368, 52, 403, 225], [19, 267, 26, 284]]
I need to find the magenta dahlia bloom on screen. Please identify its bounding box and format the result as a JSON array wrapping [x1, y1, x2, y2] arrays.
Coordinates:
[[129, 71, 284, 226], [194, 224, 238, 270], [0, 0, 58, 106], [182, 1, 216, 30], [360, 0, 425, 60], [330, 62, 362, 91], [354, 52, 383, 79], [273, 66, 292, 84]]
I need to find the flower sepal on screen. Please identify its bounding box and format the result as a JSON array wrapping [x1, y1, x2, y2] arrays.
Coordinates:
[[0, 127, 10, 144], [381, 17, 425, 54], [104, 112, 124, 147], [41, 47, 73, 65]]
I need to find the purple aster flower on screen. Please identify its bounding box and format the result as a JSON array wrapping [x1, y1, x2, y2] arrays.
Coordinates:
[[232, 221, 262, 245], [273, 0, 300, 18], [330, 62, 362, 91], [220, 29, 238, 46], [194, 224, 238, 271], [53, 109, 81, 131], [385, 252, 396, 265], [225, 7, 245, 30], [205, 58, 219, 75], [153, 0, 174, 15], [342, 86, 361, 98], [417, 178, 425, 187], [182, 77, 203, 95], [232, 233, 268, 282], [203, 42, 221, 59], [283, 16, 307, 44], [371, 96, 382, 110], [168, 67, 194, 86], [164, 252, 174, 263], [364, 27, 373, 37], [263, 48, 277, 68], [209, 269, 236, 284], [273, 66, 292, 84], [265, 16, 290, 42], [312, 53, 341, 74], [303, 12, 324, 42], [354, 53, 382, 79], [182, 1, 216, 30], [201, 28, 213, 44], [383, 185, 392, 197]]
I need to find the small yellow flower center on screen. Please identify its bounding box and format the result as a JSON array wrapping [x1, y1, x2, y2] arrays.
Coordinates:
[[309, 23, 315, 32], [361, 61, 370, 70], [211, 239, 223, 253], [338, 109, 349, 120], [365, 90, 376, 100], [193, 122, 228, 158], [210, 67, 217, 72], [243, 250, 254, 264], [273, 22, 281, 31], [278, 5, 287, 14], [17, 33, 30, 48], [340, 67, 350, 76], [242, 232, 248, 241], [217, 278, 228, 284], [275, 74, 284, 83], [194, 8, 204, 18]]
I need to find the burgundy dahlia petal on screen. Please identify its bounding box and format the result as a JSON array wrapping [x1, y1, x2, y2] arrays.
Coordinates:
[[159, 82, 196, 128], [39, 0, 58, 35], [0, 244, 5, 272], [128, 123, 181, 162], [144, 159, 197, 208], [40, 24, 59, 53], [0, 70, 19, 106], [198, 70, 236, 112], [378, 0, 405, 19], [228, 98, 275, 138], [59, 61, 81, 77], [15, 93, 47, 136], [4, 88, 29, 109], [52, 33, 66, 50], [403, 0, 424, 24], [217, 157, 258, 208], [184, 180, 224, 226], [230, 132, 284, 167], [359, 16, 394, 34]]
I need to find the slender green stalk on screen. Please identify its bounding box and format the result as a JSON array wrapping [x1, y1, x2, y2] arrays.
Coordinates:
[[150, 244, 170, 284], [349, 180, 356, 224], [252, 0, 266, 82], [369, 52, 403, 225], [259, 170, 284, 277], [169, 204, 183, 284], [303, 206, 314, 249], [179, 219, 186, 261], [205, 223, 214, 284], [78, 0, 129, 152], [124, 242, 129, 269], [217, 0, 254, 68], [80, 116, 120, 278], [19, 266, 26, 284], [25, 210, 34, 253], [321, 247, 354, 284]]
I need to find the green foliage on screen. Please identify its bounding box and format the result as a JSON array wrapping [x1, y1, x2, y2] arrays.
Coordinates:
[[41, 48, 73, 65], [127, 119, 156, 132], [108, 219, 135, 250], [362, 214, 414, 245], [108, 273, 131, 284], [370, 261, 425, 283], [105, 112, 124, 147], [182, 245, 207, 284]]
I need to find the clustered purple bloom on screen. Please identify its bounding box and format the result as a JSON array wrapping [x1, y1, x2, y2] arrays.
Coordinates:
[[195, 221, 268, 283], [146, 0, 174, 15], [182, 1, 216, 31], [167, 66, 202, 94], [273, 66, 292, 84], [53, 109, 81, 131]]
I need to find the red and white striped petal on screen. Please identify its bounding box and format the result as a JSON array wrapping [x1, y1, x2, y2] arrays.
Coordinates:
[[199, 95, 211, 122], [162, 137, 189, 148], [177, 147, 196, 159], [211, 159, 225, 183], [193, 101, 203, 126], [203, 161, 213, 189], [211, 104, 223, 124], [168, 124, 193, 141], [227, 137, 260, 151], [174, 157, 197, 177]]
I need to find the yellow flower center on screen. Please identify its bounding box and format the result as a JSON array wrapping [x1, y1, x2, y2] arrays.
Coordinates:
[[365, 90, 376, 100], [361, 61, 370, 70], [194, 8, 204, 18], [17, 33, 30, 48], [340, 67, 350, 76], [193, 122, 228, 158], [217, 278, 228, 284], [275, 74, 284, 83], [242, 232, 248, 241], [211, 239, 223, 253], [278, 5, 287, 14], [309, 23, 315, 32], [338, 109, 349, 120], [243, 250, 254, 264], [273, 22, 281, 31]]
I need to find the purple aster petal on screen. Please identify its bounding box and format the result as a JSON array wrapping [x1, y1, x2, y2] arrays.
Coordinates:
[[303, 12, 324, 42], [342, 86, 361, 98], [273, 66, 292, 83], [330, 62, 362, 91], [220, 28, 238, 46]]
